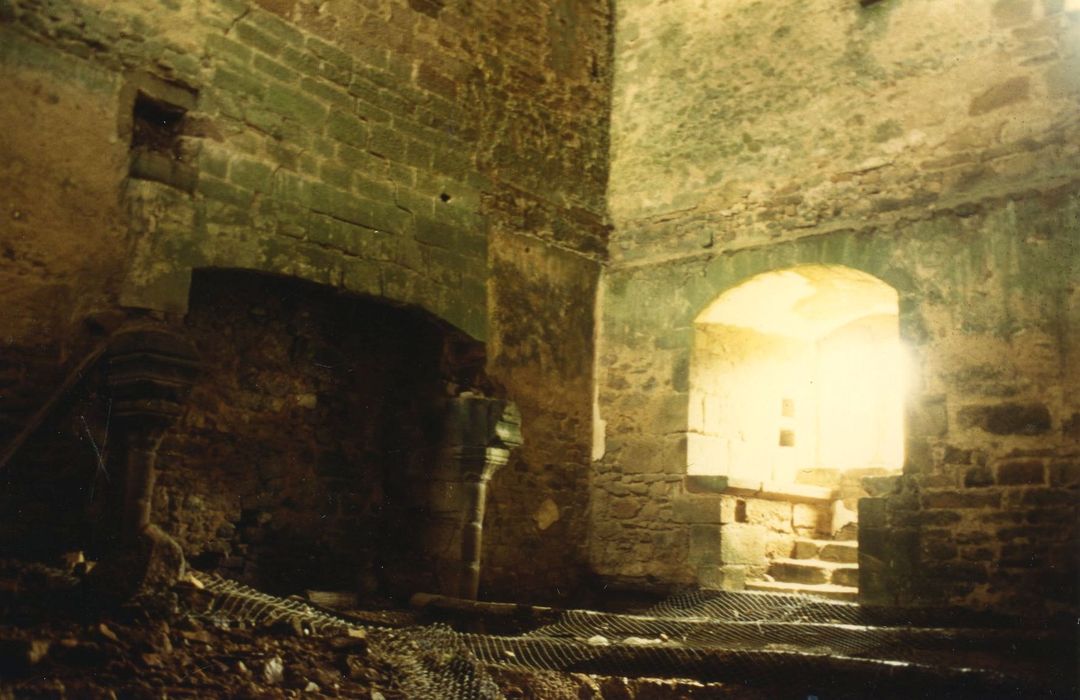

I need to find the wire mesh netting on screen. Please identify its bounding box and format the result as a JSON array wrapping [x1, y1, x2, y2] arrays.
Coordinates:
[[181, 572, 1071, 699]]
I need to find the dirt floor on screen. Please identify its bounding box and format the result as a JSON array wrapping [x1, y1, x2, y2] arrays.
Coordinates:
[[0, 560, 761, 700], [1, 559, 1074, 700]]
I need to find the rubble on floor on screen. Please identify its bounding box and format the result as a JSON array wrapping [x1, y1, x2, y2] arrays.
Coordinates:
[[1, 559, 1075, 699]]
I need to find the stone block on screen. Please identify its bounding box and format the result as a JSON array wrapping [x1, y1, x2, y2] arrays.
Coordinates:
[[684, 474, 730, 493], [252, 53, 298, 84], [234, 21, 281, 57], [264, 83, 328, 124], [859, 528, 887, 566], [791, 539, 821, 559], [205, 33, 252, 66], [995, 460, 1045, 485], [821, 542, 859, 564], [198, 175, 250, 208], [1020, 489, 1076, 507], [964, 465, 994, 487], [931, 561, 990, 584], [247, 9, 305, 47], [213, 65, 266, 99], [1000, 543, 1049, 569], [229, 158, 273, 191], [1048, 461, 1080, 487], [610, 497, 642, 520], [766, 534, 796, 560], [306, 35, 353, 73], [281, 45, 322, 75], [671, 495, 733, 524], [968, 76, 1031, 116], [719, 523, 766, 566], [319, 161, 351, 191], [908, 395, 948, 438], [300, 77, 352, 110], [996, 524, 1060, 543], [957, 403, 1052, 435], [414, 215, 457, 249], [610, 436, 686, 475], [688, 524, 721, 565], [698, 564, 746, 591], [369, 123, 409, 161], [859, 497, 887, 528], [745, 498, 791, 530], [350, 171, 396, 204], [920, 534, 958, 561], [861, 475, 899, 497], [792, 503, 823, 530], [859, 539, 890, 605], [769, 560, 828, 585], [326, 112, 368, 147], [921, 489, 1002, 509], [832, 566, 859, 587], [131, 151, 197, 192], [904, 510, 964, 529]]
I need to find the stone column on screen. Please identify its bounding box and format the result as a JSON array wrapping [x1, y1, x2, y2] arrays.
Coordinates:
[[91, 323, 199, 599], [427, 397, 522, 599]]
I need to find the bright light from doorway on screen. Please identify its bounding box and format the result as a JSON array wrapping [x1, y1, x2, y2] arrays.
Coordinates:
[[688, 265, 907, 484]]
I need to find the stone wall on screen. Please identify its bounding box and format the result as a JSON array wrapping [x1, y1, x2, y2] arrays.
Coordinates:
[[596, 0, 1079, 615], [608, 0, 1079, 255], [0, 0, 613, 601], [153, 270, 466, 597]]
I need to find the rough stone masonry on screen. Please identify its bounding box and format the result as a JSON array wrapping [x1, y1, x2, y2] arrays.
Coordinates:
[[0, 0, 1077, 620]]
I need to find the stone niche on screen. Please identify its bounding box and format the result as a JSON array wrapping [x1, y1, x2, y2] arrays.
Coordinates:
[[148, 268, 496, 599]]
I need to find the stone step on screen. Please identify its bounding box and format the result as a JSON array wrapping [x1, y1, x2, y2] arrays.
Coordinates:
[[835, 522, 858, 541], [791, 538, 859, 563], [744, 579, 859, 602], [768, 558, 858, 587], [832, 565, 859, 588]]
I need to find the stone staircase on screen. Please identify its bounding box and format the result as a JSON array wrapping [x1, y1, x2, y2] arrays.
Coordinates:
[[746, 532, 859, 601]]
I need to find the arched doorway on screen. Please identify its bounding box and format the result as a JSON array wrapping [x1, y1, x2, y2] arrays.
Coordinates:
[[688, 265, 907, 597]]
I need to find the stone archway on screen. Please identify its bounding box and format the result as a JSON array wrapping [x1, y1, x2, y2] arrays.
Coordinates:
[[685, 264, 908, 598]]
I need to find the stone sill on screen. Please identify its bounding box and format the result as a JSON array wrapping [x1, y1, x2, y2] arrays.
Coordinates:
[[685, 474, 834, 503], [130, 150, 197, 193]]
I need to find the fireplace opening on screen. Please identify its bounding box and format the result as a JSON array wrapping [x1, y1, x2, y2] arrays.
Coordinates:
[[155, 268, 493, 599]]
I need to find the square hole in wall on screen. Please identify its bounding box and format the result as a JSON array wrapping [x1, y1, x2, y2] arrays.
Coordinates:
[[131, 92, 186, 157], [126, 79, 197, 193]]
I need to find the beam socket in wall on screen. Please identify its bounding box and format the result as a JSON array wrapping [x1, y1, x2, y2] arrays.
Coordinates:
[[132, 94, 186, 154], [122, 74, 198, 192]]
